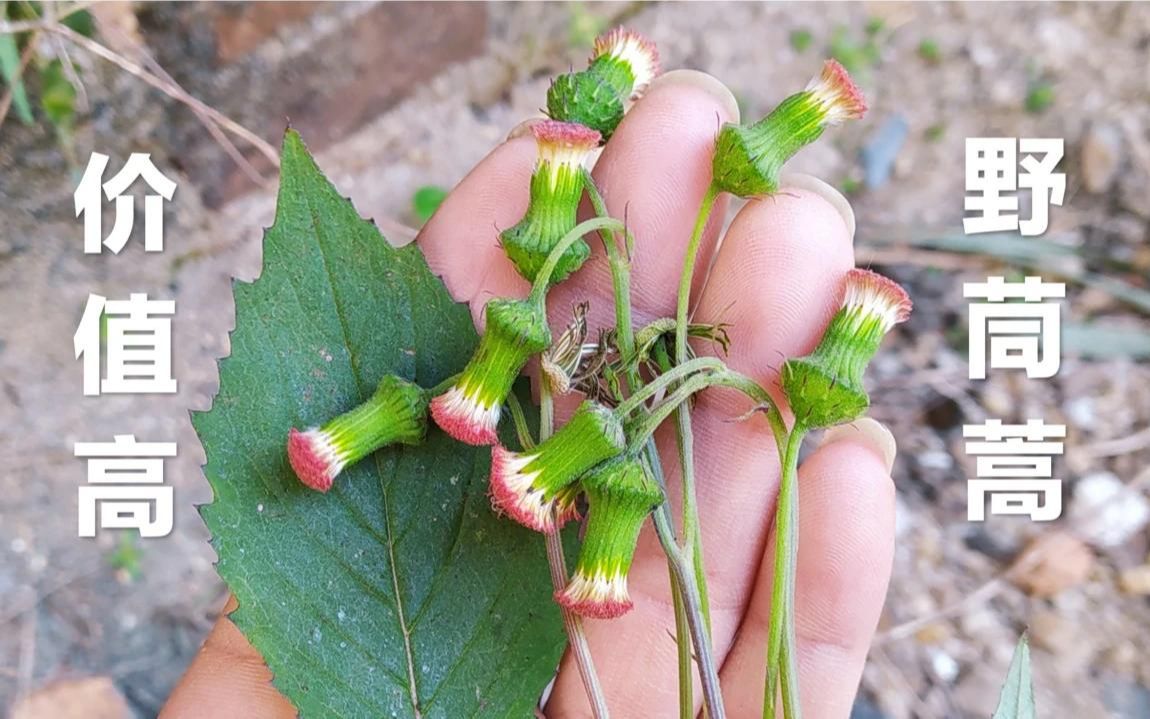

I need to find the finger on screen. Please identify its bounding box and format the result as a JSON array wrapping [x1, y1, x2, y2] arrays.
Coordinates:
[[543, 69, 746, 717], [686, 177, 859, 602], [160, 596, 296, 719], [718, 422, 897, 718], [416, 132, 535, 326], [548, 178, 855, 717]]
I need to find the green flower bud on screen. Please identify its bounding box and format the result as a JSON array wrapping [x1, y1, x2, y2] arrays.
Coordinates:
[[489, 401, 626, 533], [712, 60, 867, 197], [288, 375, 427, 492], [500, 121, 600, 283], [546, 27, 661, 140], [556, 456, 663, 619], [546, 71, 626, 141], [781, 269, 911, 428], [430, 299, 550, 445]]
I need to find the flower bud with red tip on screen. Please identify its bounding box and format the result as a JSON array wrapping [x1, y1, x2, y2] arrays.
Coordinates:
[[546, 27, 661, 140], [781, 269, 911, 428], [287, 375, 427, 492], [489, 401, 626, 533], [501, 121, 601, 284], [556, 455, 663, 619], [430, 299, 551, 446], [713, 59, 867, 197]]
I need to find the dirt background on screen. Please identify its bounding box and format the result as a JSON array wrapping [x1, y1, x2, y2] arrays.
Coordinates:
[[2, 2, 1149, 717]]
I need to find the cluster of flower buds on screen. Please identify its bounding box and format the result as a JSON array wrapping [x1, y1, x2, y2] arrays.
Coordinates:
[[501, 121, 601, 283], [431, 298, 551, 445], [556, 455, 662, 619], [781, 268, 912, 428], [712, 59, 867, 197], [547, 27, 661, 140], [490, 401, 627, 533], [287, 375, 428, 492]]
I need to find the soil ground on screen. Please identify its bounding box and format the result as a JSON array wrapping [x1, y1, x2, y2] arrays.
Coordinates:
[[2, 2, 1149, 717]]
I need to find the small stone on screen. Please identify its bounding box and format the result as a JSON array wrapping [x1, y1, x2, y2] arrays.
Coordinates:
[[1070, 472, 1150, 548], [1029, 609, 1080, 656], [915, 621, 952, 645], [1119, 167, 1150, 219], [1010, 531, 1095, 597], [1080, 123, 1123, 193], [10, 677, 131, 719], [1118, 564, 1150, 595], [928, 648, 960, 684]]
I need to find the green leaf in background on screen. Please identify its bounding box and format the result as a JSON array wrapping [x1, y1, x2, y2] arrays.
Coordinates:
[[194, 130, 566, 718], [411, 184, 448, 224], [993, 634, 1037, 719], [40, 59, 77, 129], [0, 5, 33, 125]]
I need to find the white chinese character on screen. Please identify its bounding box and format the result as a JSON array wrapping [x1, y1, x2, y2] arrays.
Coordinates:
[[74, 293, 177, 396], [75, 435, 176, 538], [965, 419, 1065, 522], [75, 152, 177, 254], [1018, 138, 1065, 236], [964, 138, 1018, 234], [964, 137, 1065, 236], [965, 276, 1064, 380]]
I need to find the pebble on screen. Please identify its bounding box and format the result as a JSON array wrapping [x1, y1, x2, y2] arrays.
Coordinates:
[[1118, 564, 1150, 595], [1080, 123, 1123, 193], [1069, 472, 1150, 548], [1119, 167, 1150, 220], [1029, 610, 1083, 659], [928, 648, 960, 684], [1010, 531, 1095, 597]]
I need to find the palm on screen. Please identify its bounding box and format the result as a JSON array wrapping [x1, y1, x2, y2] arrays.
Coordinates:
[[163, 70, 895, 719]]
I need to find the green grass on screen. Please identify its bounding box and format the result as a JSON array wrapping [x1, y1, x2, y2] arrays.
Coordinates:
[[411, 184, 448, 224], [789, 28, 813, 53], [1025, 81, 1055, 114], [917, 39, 942, 65]]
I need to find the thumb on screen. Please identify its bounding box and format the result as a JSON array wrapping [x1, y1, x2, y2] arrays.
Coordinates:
[[161, 596, 296, 719]]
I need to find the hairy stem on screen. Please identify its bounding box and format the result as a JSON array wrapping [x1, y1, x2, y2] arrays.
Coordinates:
[[764, 425, 806, 719], [529, 217, 626, 308], [583, 173, 734, 718], [614, 357, 725, 417], [674, 185, 721, 645], [652, 508, 727, 719], [538, 379, 610, 718], [582, 170, 636, 365]]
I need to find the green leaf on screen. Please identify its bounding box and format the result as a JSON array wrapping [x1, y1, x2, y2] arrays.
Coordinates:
[[0, 5, 34, 125], [194, 129, 566, 718], [40, 59, 77, 129], [411, 184, 448, 225], [993, 634, 1037, 719]]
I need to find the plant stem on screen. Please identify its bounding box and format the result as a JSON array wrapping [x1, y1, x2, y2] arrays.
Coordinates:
[[584, 172, 726, 718], [614, 356, 724, 416], [652, 508, 727, 719], [648, 347, 697, 718], [529, 216, 626, 309], [764, 425, 806, 719], [538, 378, 610, 719], [674, 184, 721, 644], [582, 170, 636, 364]]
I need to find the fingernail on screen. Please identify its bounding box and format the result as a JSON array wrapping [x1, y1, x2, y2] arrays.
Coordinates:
[[505, 117, 545, 143], [820, 417, 896, 473], [779, 172, 856, 239], [646, 69, 741, 123]]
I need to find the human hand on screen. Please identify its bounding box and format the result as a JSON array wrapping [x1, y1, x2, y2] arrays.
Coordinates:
[[162, 69, 896, 719]]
